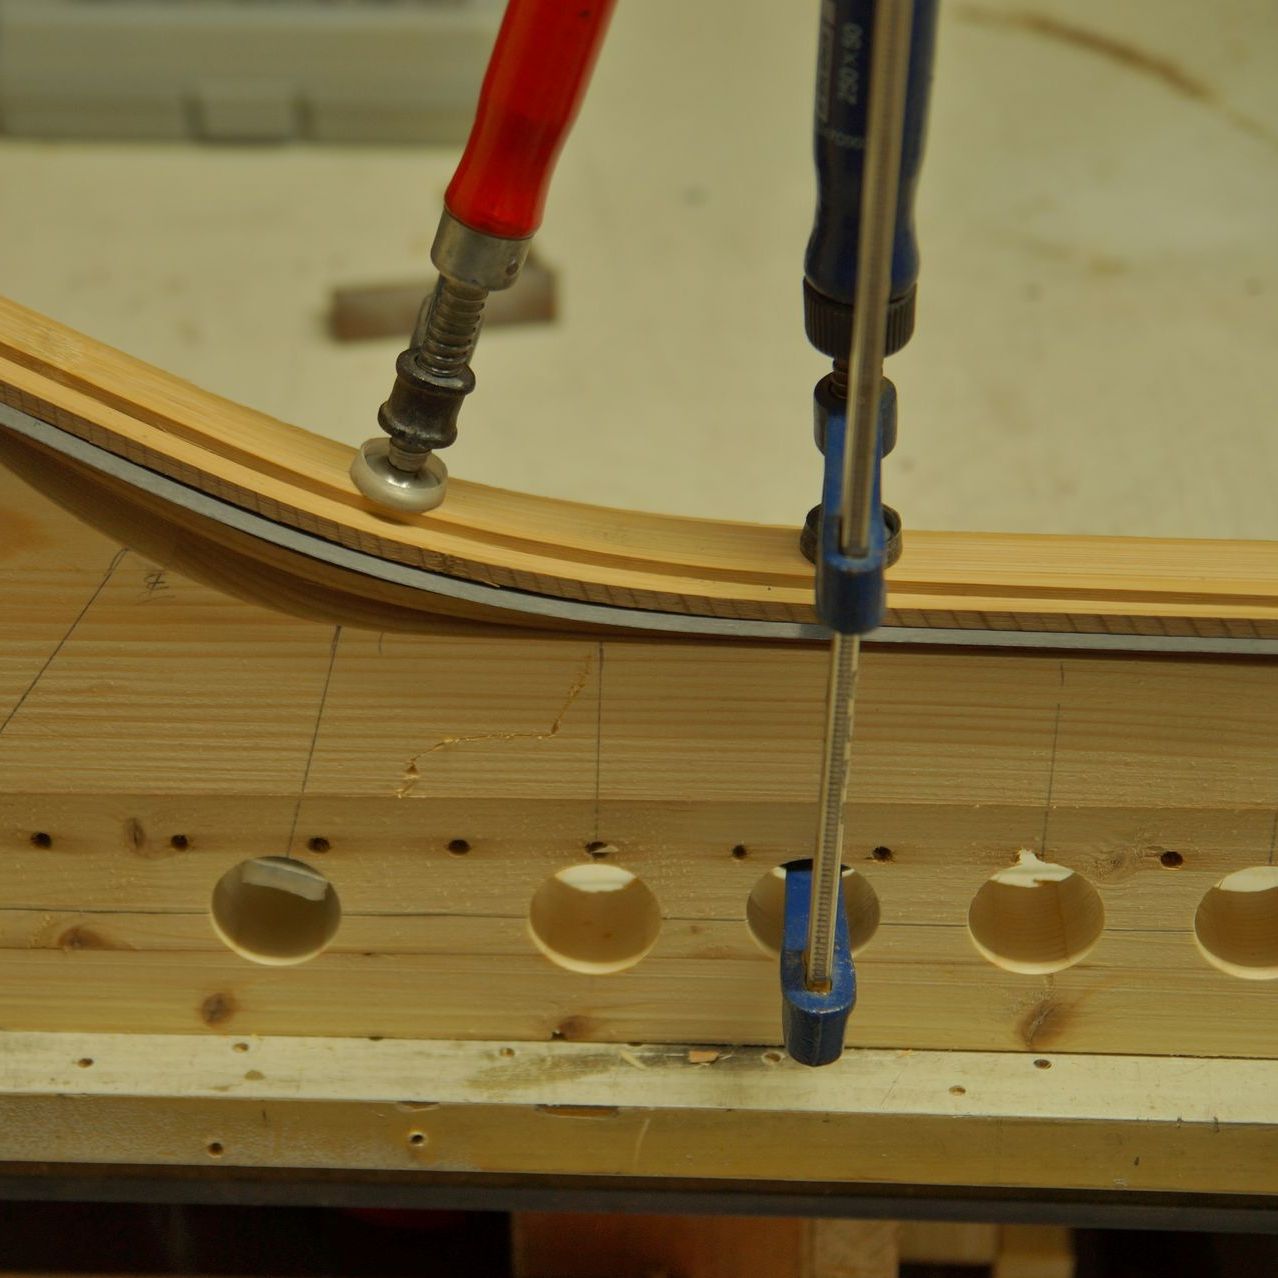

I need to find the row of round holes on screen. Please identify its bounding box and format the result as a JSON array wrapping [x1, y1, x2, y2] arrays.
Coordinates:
[[181, 843, 1278, 981]]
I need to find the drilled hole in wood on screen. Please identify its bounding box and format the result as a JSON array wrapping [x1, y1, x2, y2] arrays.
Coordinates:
[[528, 864, 661, 974], [447, 838, 471, 856], [76, 1058, 93, 1069], [731, 844, 749, 860], [585, 840, 612, 859], [30, 832, 52, 849], [1160, 849, 1184, 868], [1194, 867, 1278, 979], [762, 1051, 783, 1065], [745, 863, 880, 958], [408, 1131, 427, 1147], [949, 1085, 966, 1096], [306, 837, 331, 854], [870, 846, 894, 863], [232, 1042, 250, 1053], [206, 1141, 224, 1157], [499, 1047, 516, 1058], [1034, 1058, 1052, 1069], [967, 851, 1104, 974], [210, 856, 341, 966], [170, 834, 190, 851]]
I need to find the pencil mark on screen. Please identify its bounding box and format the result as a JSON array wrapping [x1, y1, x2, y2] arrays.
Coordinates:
[[286, 626, 342, 857], [141, 568, 169, 599], [629, 1115, 652, 1173], [593, 641, 605, 840], [956, 5, 1278, 150], [397, 650, 594, 798], [1040, 702, 1064, 854], [0, 549, 126, 738], [880, 1061, 909, 1109]]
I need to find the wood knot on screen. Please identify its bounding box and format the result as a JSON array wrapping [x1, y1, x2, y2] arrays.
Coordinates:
[[200, 992, 237, 1026], [123, 818, 147, 853], [1017, 996, 1071, 1049], [58, 925, 113, 951], [552, 1015, 595, 1041]]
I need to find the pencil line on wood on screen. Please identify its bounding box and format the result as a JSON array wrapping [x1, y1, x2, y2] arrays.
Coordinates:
[[1039, 702, 1065, 855], [0, 547, 127, 739], [285, 625, 342, 859], [593, 639, 605, 841]]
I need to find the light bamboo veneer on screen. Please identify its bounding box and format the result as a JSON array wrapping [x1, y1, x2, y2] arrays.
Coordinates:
[[2, 295, 1278, 636]]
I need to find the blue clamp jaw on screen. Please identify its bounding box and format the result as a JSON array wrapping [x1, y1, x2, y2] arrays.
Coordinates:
[[781, 862, 857, 1067], [814, 378, 895, 636]]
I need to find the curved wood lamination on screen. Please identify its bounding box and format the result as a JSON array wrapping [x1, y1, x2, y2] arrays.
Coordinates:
[[1, 295, 1276, 637]]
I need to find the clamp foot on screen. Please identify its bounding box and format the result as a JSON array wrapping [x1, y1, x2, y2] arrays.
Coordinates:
[[350, 438, 448, 515]]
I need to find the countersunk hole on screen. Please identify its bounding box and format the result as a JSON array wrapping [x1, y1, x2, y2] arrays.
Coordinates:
[[1034, 1058, 1052, 1070], [232, 1041, 249, 1053], [30, 832, 52, 849], [762, 1050, 784, 1065], [206, 1141, 224, 1158], [870, 845, 894, 863], [731, 844, 749, 860], [447, 838, 471, 856], [307, 836, 331, 854], [210, 856, 340, 966], [408, 1131, 427, 1147], [170, 834, 190, 851], [949, 1085, 966, 1096], [499, 1047, 516, 1058], [1194, 866, 1278, 979], [745, 863, 880, 958], [1159, 849, 1184, 868], [528, 864, 661, 974], [76, 1058, 93, 1069], [967, 851, 1104, 974]]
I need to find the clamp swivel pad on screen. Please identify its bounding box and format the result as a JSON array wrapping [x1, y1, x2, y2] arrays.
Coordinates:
[[349, 438, 449, 515]]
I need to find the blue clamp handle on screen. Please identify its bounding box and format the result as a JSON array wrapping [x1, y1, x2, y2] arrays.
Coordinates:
[[780, 861, 857, 1067], [805, 0, 939, 313], [815, 383, 894, 636]]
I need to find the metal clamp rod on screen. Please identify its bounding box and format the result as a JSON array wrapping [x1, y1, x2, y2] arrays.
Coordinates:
[[840, 0, 914, 560], [806, 0, 915, 993]]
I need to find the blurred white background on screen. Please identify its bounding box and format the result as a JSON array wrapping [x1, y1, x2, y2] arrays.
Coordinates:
[[1, 0, 1275, 537]]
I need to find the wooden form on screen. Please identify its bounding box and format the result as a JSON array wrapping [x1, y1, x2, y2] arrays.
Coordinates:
[[1, 307, 1277, 1194], [3, 464, 1278, 1056]]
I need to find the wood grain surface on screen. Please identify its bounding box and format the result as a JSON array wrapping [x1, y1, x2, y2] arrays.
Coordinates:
[[2, 460, 1277, 1056]]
